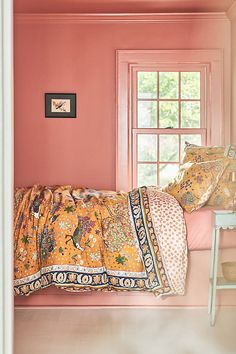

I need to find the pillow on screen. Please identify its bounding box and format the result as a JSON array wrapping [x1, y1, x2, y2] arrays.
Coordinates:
[[207, 160, 236, 208], [162, 159, 229, 213], [224, 145, 236, 159], [182, 143, 236, 209], [182, 144, 225, 164]]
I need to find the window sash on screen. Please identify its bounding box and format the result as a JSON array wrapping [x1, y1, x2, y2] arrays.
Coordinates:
[[132, 128, 206, 187], [132, 65, 206, 188], [132, 65, 206, 130]]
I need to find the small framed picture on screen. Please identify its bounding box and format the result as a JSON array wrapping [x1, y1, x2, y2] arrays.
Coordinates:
[[45, 93, 76, 118]]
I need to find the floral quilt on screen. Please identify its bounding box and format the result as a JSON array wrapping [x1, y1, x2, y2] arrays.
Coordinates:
[[14, 185, 187, 296]]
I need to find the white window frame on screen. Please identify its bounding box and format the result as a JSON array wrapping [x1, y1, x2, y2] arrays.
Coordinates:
[[116, 49, 229, 191]]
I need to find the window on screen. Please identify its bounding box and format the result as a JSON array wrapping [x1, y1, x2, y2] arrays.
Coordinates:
[[133, 68, 206, 187], [116, 50, 228, 192]]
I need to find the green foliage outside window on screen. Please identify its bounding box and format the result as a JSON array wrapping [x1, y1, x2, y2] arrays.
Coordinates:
[[136, 70, 202, 186]]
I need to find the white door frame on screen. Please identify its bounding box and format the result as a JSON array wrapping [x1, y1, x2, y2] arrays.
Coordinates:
[[0, 0, 14, 353]]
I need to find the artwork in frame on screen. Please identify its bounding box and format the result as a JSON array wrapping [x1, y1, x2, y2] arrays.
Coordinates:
[[45, 93, 76, 118]]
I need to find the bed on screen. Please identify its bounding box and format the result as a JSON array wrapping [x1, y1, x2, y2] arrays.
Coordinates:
[[14, 183, 236, 308], [14, 145, 236, 307], [14, 185, 187, 297], [14, 204, 236, 307], [185, 208, 236, 251]]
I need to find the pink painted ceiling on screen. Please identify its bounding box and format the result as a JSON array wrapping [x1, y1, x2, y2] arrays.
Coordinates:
[[14, 0, 235, 14]]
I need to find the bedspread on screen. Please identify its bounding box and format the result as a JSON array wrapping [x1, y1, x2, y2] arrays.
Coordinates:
[[14, 185, 187, 297]]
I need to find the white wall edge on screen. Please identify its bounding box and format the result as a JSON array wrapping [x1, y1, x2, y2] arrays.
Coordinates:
[[0, 0, 14, 353]]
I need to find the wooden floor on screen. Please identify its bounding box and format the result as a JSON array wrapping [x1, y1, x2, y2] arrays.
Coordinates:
[[15, 308, 236, 354]]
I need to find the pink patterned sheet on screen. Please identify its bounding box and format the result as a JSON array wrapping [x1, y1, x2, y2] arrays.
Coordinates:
[[185, 208, 236, 251]]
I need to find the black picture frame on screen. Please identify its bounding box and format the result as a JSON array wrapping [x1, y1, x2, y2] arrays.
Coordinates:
[[45, 93, 76, 118]]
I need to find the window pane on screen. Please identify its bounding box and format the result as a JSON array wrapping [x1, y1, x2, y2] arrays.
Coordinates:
[[138, 101, 157, 128], [181, 72, 200, 99], [159, 164, 179, 186], [159, 72, 179, 99], [181, 101, 200, 128], [138, 164, 157, 186], [138, 134, 157, 162], [138, 72, 157, 99], [180, 134, 202, 160], [159, 101, 178, 128], [159, 135, 179, 162]]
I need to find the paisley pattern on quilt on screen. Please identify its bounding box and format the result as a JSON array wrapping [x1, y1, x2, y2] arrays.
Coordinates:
[[14, 185, 187, 296]]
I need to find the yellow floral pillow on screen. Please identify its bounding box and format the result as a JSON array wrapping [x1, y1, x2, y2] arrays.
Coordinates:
[[162, 159, 229, 213], [182, 144, 236, 209], [207, 160, 236, 208], [182, 145, 225, 164]]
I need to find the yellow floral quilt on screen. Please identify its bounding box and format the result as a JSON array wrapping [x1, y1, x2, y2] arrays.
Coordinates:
[[14, 185, 187, 296]]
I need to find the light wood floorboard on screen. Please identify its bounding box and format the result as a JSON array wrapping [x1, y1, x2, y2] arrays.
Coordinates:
[[15, 308, 236, 354]]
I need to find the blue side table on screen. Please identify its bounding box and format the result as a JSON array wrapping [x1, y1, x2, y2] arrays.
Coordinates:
[[208, 210, 236, 326]]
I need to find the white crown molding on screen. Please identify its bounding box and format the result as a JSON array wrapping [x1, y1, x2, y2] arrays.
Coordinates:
[[227, 0, 236, 20], [14, 12, 229, 24]]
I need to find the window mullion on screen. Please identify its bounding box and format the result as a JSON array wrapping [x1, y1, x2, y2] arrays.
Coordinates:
[[133, 128, 206, 134]]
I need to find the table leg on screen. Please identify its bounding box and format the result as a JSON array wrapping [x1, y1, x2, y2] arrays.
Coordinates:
[[210, 227, 220, 326], [208, 226, 216, 315]]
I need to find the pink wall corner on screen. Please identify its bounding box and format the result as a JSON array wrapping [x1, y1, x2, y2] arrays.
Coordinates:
[[14, 19, 230, 188]]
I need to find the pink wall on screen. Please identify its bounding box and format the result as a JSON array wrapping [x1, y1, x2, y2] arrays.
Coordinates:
[[14, 17, 230, 188], [232, 16, 236, 143]]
